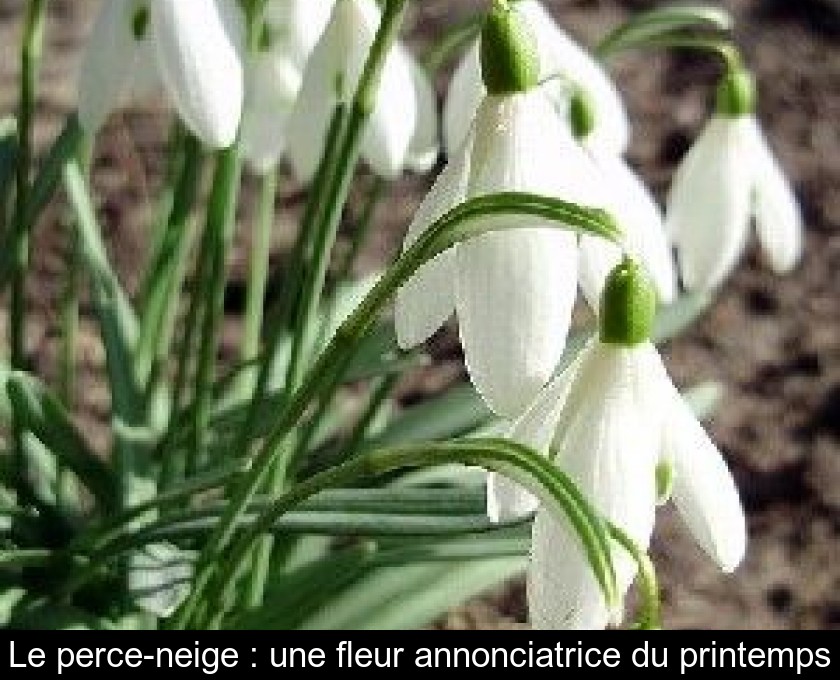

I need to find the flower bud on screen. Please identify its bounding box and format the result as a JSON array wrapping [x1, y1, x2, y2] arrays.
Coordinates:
[[480, 1, 540, 95], [599, 257, 657, 346], [715, 66, 756, 118]]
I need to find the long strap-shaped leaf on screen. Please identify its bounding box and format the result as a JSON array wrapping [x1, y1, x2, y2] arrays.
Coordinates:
[[5, 372, 117, 511], [192, 438, 617, 629]]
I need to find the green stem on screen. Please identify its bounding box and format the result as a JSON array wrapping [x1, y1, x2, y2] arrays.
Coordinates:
[[235, 0, 411, 612], [284, 0, 410, 394], [56, 139, 91, 511], [11, 0, 48, 503], [187, 146, 242, 476], [137, 133, 203, 390], [342, 373, 399, 460], [608, 523, 661, 630], [138, 122, 186, 310], [235, 170, 277, 611], [239, 170, 276, 394]]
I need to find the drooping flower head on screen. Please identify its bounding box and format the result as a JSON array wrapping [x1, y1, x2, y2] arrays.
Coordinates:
[[666, 65, 803, 290], [285, 0, 438, 182], [239, 0, 336, 173], [444, 0, 629, 158], [567, 89, 677, 307], [489, 259, 747, 629], [396, 0, 602, 417], [78, 0, 245, 149]]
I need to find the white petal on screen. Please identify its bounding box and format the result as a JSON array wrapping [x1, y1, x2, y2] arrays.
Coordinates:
[[77, 0, 143, 133], [748, 120, 803, 274], [659, 373, 747, 572], [265, 0, 336, 70], [240, 51, 301, 174], [529, 344, 658, 629], [529, 508, 613, 629], [151, 0, 245, 148], [442, 41, 484, 156], [488, 351, 586, 523], [288, 0, 402, 181], [404, 56, 440, 174], [393, 134, 473, 349], [518, 0, 629, 155], [666, 116, 754, 290], [285, 0, 354, 182], [456, 229, 577, 418], [454, 94, 588, 417], [580, 152, 676, 307], [362, 39, 418, 178]]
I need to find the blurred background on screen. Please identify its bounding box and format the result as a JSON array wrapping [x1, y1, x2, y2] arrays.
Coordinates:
[[0, 0, 838, 628]]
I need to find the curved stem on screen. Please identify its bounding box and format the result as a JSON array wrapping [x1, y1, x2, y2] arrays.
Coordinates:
[[609, 523, 661, 630]]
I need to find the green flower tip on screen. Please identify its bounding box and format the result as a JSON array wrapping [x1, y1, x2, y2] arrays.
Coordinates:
[[715, 67, 756, 117], [599, 257, 657, 346], [570, 87, 596, 140], [655, 460, 674, 505], [132, 6, 150, 41], [480, 1, 540, 95]]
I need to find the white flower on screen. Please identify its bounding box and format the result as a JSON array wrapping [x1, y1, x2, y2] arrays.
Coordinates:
[[78, 0, 245, 149], [444, 0, 629, 158], [665, 74, 802, 290], [578, 147, 677, 306], [395, 90, 599, 417], [239, 1, 335, 173], [489, 262, 747, 629], [285, 0, 438, 182]]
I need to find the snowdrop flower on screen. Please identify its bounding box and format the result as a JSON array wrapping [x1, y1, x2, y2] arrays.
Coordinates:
[[444, 0, 629, 158], [285, 0, 438, 182], [666, 68, 803, 290], [78, 0, 245, 149], [489, 260, 747, 629], [570, 92, 676, 306], [240, 1, 336, 173], [395, 2, 605, 417]]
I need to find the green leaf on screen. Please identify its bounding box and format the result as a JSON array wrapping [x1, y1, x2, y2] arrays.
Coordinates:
[[63, 160, 142, 420], [6, 372, 117, 511], [26, 115, 85, 226], [298, 557, 525, 630], [9, 601, 118, 630], [597, 4, 734, 58], [0, 587, 27, 628], [0, 116, 16, 198], [366, 384, 493, 450], [197, 438, 616, 626], [0, 116, 85, 292], [234, 544, 374, 630]]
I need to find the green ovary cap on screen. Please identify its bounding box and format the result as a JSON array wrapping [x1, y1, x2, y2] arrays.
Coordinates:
[[599, 258, 657, 346], [480, 1, 540, 95], [715, 67, 757, 117], [570, 87, 596, 140]]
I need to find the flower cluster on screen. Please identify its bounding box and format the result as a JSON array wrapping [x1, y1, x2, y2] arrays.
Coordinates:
[[391, 1, 800, 628], [78, 0, 437, 176], [70, 0, 803, 631]]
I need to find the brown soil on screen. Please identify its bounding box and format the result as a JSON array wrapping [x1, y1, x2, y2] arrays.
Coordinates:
[[1, 0, 838, 629]]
